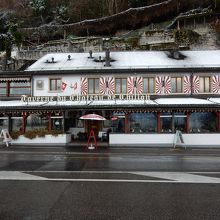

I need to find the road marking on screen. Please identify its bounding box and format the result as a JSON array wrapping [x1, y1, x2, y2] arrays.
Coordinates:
[[0, 171, 47, 180], [131, 172, 220, 183], [1, 171, 220, 183]]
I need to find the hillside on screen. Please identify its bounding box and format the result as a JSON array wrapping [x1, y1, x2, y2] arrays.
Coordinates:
[[0, 0, 220, 49]]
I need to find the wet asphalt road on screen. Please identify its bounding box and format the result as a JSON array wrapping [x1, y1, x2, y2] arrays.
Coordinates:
[[0, 147, 220, 219]]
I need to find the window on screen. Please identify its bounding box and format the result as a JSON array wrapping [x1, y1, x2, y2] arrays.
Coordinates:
[[26, 114, 48, 131], [0, 82, 7, 96], [160, 113, 172, 133], [88, 78, 99, 94], [174, 113, 186, 132], [200, 77, 210, 93], [171, 77, 182, 93], [115, 78, 127, 94], [0, 81, 31, 97], [51, 116, 64, 131], [129, 113, 157, 133], [49, 78, 62, 91], [143, 78, 155, 94], [0, 117, 8, 130], [111, 117, 125, 133], [11, 117, 23, 132], [10, 81, 31, 95], [189, 112, 217, 133]]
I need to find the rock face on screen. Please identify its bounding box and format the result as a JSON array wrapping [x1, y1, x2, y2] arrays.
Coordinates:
[[20, 0, 212, 39]]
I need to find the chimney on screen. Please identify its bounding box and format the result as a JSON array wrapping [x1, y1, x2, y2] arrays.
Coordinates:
[[105, 48, 111, 67], [173, 51, 180, 59], [89, 50, 93, 58]]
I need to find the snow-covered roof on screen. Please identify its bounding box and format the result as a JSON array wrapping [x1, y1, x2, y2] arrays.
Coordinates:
[[155, 98, 212, 105], [0, 98, 217, 109], [26, 50, 220, 71]]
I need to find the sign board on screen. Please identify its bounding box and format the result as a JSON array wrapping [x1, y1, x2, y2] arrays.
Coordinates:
[[0, 129, 12, 147], [173, 130, 186, 149]]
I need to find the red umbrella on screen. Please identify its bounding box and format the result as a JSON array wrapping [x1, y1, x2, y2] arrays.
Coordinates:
[[79, 113, 106, 121]]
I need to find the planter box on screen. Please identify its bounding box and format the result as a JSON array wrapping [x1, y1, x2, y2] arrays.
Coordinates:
[[109, 133, 220, 148], [11, 134, 71, 145]]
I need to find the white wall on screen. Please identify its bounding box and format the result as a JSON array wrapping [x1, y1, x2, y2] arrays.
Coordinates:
[[33, 75, 81, 96], [11, 134, 71, 145], [109, 133, 220, 148]]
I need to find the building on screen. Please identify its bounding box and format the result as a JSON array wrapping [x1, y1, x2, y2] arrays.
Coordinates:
[[1, 50, 220, 147]]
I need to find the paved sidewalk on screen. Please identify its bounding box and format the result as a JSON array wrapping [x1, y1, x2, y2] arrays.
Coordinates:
[[1, 144, 220, 156]]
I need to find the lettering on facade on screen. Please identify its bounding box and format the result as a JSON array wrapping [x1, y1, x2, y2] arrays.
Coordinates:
[[21, 94, 150, 103]]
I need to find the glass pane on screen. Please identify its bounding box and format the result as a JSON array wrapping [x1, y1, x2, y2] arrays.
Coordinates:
[[88, 79, 93, 94], [0, 88, 6, 95], [129, 113, 157, 133], [161, 113, 172, 133], [0, 82, 7, 86], [95, 79, 99, 94], [52, 118, 63, 131], [50, 79, 56, 91], [12, 118, 23, 132], [122, 79, 127, 93], [199, 78, 204, 92], [177, 78, 182, 93], [149, 78, 155, 93], [10, 82, 31, 87], [171, 78, 176, 93], [112, 118, 125, 133], [10, 88, 31, 95], [115, 79, 120, 94], [204, 77, 210, 93], [0, 118, 8, 130], [26, 114, 48, 131], [57, 80, 62, 90], [174, 113, 186, 132], [143, 78, 148, 94], [189, 112, 217, 133]]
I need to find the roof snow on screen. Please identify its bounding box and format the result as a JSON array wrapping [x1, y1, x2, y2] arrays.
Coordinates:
[[26, 50, 220, 71]]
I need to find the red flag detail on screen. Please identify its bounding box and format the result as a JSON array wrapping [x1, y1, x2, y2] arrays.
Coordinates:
[[73, 82, 77, 90], [62, 82, 67, 91]]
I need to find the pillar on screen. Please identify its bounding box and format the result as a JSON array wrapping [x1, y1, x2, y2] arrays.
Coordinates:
[[22, 112, 27, 133], [157, 112, 161, 133], [218, 112, 220, 133], [125, 113, 129, 133], [48, 112, 52, 132], [186, 112, 191, 133], [6, 80, 10, 97]]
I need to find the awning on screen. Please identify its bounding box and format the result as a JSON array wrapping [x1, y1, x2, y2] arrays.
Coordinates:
[[0, 77, 31, 82]]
